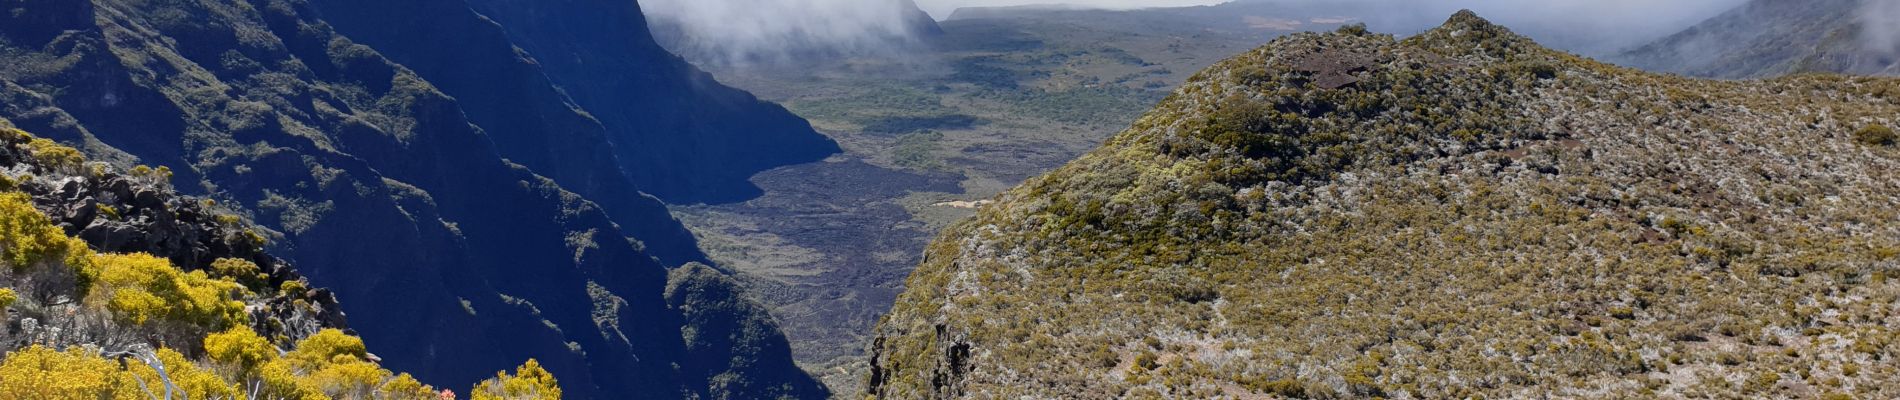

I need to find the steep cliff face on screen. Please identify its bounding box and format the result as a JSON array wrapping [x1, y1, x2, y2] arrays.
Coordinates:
[[321, 0, 839, 205], [299, 0, 709, 265], [0, 0, 823, 398], [871, 12, 1900, 399], [903, 0, 946, 36], [666, 263, 829, 399], [1620, 0, 1897, 78]]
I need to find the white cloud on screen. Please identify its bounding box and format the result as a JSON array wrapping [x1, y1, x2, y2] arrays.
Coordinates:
[[914, 0, 1227, 18], [642, 0, 927, 64], [1863, 0, 1900, 55]]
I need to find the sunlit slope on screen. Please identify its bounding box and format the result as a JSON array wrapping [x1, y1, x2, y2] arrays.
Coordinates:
[[870, 11, 1900, 399]]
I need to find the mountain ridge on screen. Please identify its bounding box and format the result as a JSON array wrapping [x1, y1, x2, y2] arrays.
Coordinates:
[[869, 11, 1900, 399]]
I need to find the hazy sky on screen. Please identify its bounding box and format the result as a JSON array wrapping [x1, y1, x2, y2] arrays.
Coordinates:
[[1865, 0, 1900, 55]]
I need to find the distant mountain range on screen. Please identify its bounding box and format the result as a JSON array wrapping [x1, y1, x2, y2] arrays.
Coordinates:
[[1622, 0, 1900, 78]]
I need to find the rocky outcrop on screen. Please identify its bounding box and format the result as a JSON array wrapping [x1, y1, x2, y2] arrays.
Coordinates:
[[666, 263, 829, 399], [0, 119, 346, 345]]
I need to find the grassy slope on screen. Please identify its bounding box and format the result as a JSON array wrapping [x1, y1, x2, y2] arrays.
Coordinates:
[[871, 12, 1900, 399]]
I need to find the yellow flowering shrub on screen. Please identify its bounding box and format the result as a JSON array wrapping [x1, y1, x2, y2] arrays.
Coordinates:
[[286, 329, 368, 369], [471, 359, 561, 400], [210, 257, 271, 291], [307, 358, 389, 398], [281, 328, 400, 399], [91, 253, 248, 328], [23, 138, 84, 171], [0, 191, 93, 276], [0, 346, 134, 400], [258, 357, 327, 400], [125, 348, 241, 400], [204, 325, 276, 373], [381, 373, 445, 400]]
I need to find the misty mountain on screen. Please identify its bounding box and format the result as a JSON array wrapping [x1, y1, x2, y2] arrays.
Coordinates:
[[870, 11, 1900, 398], [313, 0, 841, 205], [0, 0, 825, 398], [1621, 0, 1900, 78], [645, 0, 944, 66]]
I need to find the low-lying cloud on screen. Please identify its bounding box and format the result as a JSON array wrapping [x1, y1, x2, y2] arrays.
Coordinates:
[[1861, 0, 1900, 56], [641, 0, 932, 65], [914, 0, 1226, 18]]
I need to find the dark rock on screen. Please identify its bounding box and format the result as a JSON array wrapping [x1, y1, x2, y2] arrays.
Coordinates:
[[0, 125, 350, 345]]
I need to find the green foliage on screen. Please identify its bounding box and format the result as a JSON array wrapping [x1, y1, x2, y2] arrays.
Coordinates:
[[1855, 124, 1896, 147], [892, 131, 946, 170], [210, 257, 270, 291], [863, 115, 979, 135], [978, 86, 1161, 126], [1131, 351, 1158, 371], [1336, 23, 1371, 36], [951, 56, 1021, 89], [22, 138, 84, 172], [281, 279, 308, 295]]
